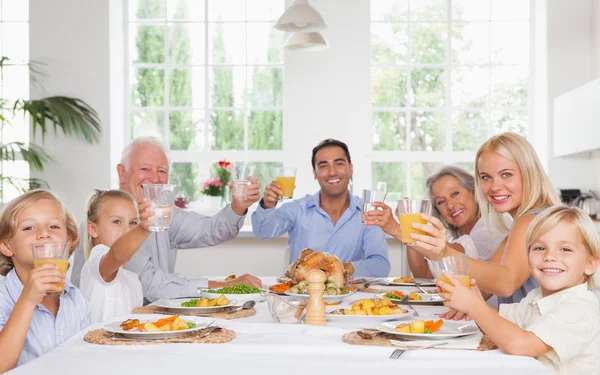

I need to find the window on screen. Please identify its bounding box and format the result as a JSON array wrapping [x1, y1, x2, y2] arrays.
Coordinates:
[[370, 0, 529, 199], [0, 0, 29, 202], [126, 0, 284, 200]]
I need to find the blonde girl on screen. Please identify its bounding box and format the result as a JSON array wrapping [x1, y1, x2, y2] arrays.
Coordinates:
[[439, 205, 600, 373], [79, 190, 154, 324], [0, 190, 90, 372]]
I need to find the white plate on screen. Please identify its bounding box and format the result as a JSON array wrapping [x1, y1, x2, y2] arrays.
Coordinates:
[[154, 298, 237, 313], [376, 320, 480, 340], [382, 277, 437, 287], [199, 289, 266, 302], [383, 293, 445, 305], [284, 290, 356, 303], [327, 309, 411, 322], [104, 315, 208, 340]]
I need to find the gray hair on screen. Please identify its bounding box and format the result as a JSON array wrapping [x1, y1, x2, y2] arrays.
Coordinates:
[[120, 136, 170, 170], [425, 166, 477, 238]]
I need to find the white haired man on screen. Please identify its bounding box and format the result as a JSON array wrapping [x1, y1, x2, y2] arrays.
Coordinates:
[[71, 136, 262, 303]]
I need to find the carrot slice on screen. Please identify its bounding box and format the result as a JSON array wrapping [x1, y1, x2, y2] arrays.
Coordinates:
[[429, 319, 443, 333], [154, 315, 178, 327], [324, 302, 339, 306], [423, 320, 435, 328], [393, 290, 405, 297]]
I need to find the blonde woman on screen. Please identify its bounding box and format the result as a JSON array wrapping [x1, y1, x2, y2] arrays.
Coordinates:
[[439, 205, 600, 374]]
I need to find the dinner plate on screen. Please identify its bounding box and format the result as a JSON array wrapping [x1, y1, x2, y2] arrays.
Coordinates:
[[385, 292, 445, 306], [382, 277, 437, 287], [154, 298, 237, 313], [376, 320, 480, 340], [104, 315, 208, 340], [327, 309, 411, 322], [199, 289, 266, 302], [284, 290, 356, 303]]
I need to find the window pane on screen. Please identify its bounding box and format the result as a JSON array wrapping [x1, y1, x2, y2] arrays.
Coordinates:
[[209, 66, 245, 108], [1, 160, 31, 203], [371, 23, 408, 64], [170, 162, 203, 201], [491, 0, 529, 21], [372, 162, 406, 199], [130, 111, 165, 139], [451, 67, 488, 108], [411, 68, 446, 107], [247, 23, 284, 64], [246, 0, 284, 22], [371, 0, 408, 21], [373, 111, 406, 151], [209, 110, 244, 150], [129, 0, 167, 20], [452, 0, 490, 21], [209, 23, 246, 64], [169, 110, 204, 150], [452, 22, 489, 65], [2, 23, 28, 63], [1, 65, 28, 100], [251, 161, 282, 195], [169, 67, 204, 107], [490, 66, 527, 108], [410, 162, 443, 199], [248, 111, 282, 150], [130, 68, 165, 107], [491, 22, 529, 64], [168, 23, 205, 65], [452, 111, 488, 152], [410, 0, 447, 21], [491, 110, 527, 137], [372, 68, 408, 107], [1, 111, 28, 144], [208, 0, 245, 21], [248, 67, 283, 108], [167, 0, 205, 21], [129, 24, 165, 64], [2, 0, 29, 21], [410, 111, 445, 151], [454, 162, 475, 175], [410, 23, 446, 64]]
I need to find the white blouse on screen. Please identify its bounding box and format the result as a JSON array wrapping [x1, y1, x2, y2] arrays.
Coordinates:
[[79, 244, 143, 324]]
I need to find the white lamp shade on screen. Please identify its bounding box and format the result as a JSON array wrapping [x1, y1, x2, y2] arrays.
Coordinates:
[[274, 0, 327, 32], [284, 31, 329, 52]]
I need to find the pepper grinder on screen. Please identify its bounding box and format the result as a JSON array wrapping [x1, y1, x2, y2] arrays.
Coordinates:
[[305, 269, 326, 326]]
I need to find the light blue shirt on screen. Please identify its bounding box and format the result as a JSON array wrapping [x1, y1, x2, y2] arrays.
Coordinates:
[[251, 192, 390, 277], [0, 269, 91, 367]]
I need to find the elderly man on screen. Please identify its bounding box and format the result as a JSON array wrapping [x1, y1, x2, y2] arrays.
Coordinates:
[[71, 136, 261, 302], [252, 138, 390, 277]]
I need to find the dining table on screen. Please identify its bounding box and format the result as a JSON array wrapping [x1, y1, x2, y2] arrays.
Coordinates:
[[8, 277, 550, 375]]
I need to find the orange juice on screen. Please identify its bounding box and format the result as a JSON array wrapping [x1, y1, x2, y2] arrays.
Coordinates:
[[399, 213, 427, 244], [33, 258, 69, 292], [276, 176, 296, 198], [436, 274, 470, 293]]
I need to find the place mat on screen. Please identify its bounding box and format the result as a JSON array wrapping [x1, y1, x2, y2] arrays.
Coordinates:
[[132, 305, 256, 319], [84, 327, 235, 345], [342, 330, 498, 351]]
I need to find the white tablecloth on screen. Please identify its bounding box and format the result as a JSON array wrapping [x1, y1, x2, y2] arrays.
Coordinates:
[[8, 278, 550, 375]]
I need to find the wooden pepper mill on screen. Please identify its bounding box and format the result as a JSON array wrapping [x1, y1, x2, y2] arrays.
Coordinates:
[[305, 269, 326, 326]]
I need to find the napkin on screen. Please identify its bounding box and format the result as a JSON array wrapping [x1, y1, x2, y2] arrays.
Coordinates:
[[391, 332, 483, 350]]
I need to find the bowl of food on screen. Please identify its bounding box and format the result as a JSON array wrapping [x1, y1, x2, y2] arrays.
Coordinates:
[[264, 293, 307, 324], [200, 283, 266, 302]]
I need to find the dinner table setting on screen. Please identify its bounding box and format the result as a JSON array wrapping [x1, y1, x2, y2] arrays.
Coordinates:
[[8, 275, 550, 375]]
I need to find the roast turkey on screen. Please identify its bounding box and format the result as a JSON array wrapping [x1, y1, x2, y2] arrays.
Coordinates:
[[286, 248, 355, 286]]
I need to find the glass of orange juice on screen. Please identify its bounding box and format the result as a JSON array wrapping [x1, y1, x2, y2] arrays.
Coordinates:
[[430, 255, 470, 293], [32, 243, 70, 294], [397, 198, 431, 245], [275, 167, 296, 199]]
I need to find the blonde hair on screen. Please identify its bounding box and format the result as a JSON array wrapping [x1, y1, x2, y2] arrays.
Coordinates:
[[526, 205, 600, 290], [84, 189, 137, 259], [475, 132, 560, 233], [0, 190, 79, 276]]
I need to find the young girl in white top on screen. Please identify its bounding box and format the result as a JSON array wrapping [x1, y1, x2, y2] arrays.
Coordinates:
[[80, 190, 154, 324], [439, 205, 600, 374]]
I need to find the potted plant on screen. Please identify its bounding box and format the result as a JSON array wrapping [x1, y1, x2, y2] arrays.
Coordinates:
[[0, 57, 101, 199], [201, 177, 224, 211], [212, 160, 232, 205]]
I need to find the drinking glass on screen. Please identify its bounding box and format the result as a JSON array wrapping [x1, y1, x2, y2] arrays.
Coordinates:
[[275, 167, 297, 199], [143, 184, 176, 231], [362, 189, 387, 223], [397, 198, 431, 245], [32, 243, 70, 294], [231, 162, 256, 199], [430, 255, 470, 293]]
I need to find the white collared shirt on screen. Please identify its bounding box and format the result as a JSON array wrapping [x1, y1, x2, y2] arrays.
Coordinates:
[[499, 283, 600, 374], [80, 244, 143, 323]]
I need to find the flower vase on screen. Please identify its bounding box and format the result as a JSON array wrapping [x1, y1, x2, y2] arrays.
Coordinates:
[[204, 195, 222, 211]]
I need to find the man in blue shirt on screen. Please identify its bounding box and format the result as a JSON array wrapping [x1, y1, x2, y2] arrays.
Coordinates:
[[252, 139, 390, 277]]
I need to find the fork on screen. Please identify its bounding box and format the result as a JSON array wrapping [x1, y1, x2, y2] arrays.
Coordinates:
[[413, 281, 430, 294], [389, 342, 448, 359], [400, 295, 419, 316]]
